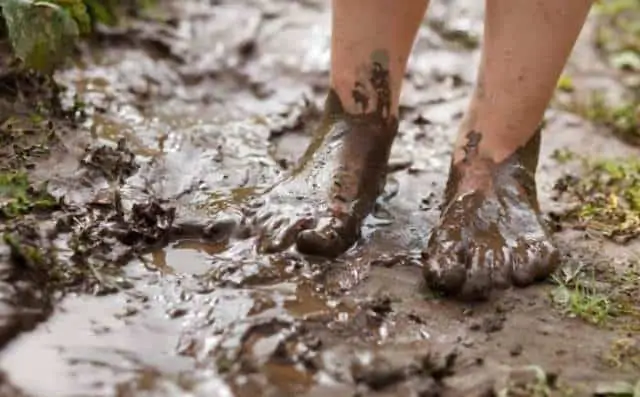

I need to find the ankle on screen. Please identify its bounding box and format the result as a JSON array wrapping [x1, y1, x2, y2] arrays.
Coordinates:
[[326, 74, 400, 120]]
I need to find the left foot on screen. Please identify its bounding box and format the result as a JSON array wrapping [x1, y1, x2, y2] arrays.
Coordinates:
[[421, 130, 560, 300]]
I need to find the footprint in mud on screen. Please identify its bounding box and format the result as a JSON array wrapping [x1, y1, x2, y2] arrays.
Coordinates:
[[421, 130, 560, 300], [246, 90, 397, 257]]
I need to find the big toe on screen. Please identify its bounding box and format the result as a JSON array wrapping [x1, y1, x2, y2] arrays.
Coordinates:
[[421, 237, 467, 296], [258, 216, 314, 253], [295, 217, 355, 257]]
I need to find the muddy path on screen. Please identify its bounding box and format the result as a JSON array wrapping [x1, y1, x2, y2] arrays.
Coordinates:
[[0, 1, 639, 396]]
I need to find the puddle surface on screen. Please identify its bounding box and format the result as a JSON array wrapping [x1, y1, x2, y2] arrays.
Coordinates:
[[0, 0, 639, 396]]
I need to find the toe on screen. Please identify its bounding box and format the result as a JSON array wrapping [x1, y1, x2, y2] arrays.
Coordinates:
[[489, 248, 512, 291], [296, 217, 354, 257], [421, 236, 467, 296], [531, 239, 561, 281], [256, 215, 289, 253], [255, 215, 279, 252], [265, 217, 315, 253], [457, 246, 493, 301], [510, 249, 535, 287]]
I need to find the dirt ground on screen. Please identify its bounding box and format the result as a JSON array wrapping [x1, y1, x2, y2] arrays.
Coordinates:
[[0, 0, 639, 396]]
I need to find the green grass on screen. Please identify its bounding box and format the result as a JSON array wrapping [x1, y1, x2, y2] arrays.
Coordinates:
[[548, 255, 640, 332], [550, 272, 613, 326]]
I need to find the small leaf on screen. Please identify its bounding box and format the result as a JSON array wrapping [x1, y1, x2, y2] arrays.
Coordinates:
[[1, 0, 80, 73]]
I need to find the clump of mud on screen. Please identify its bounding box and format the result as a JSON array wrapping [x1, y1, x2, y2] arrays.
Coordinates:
[[46, 138, 183, 294], [80, 138, 139, 183]]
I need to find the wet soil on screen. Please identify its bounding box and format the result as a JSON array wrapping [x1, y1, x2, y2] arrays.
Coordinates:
[[0, 1, 639, 396]]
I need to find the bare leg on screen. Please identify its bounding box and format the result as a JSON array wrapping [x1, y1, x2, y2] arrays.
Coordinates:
[[252, 0, 429, 256], [422, 0, 593, 299]]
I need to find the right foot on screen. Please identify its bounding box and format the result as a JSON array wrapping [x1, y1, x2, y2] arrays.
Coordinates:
[[247, 91, 397, 257]]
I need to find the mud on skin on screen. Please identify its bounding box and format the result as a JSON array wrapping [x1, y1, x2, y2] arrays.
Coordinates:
[[422, 129, 560, 300], [248, 51, 398, 257]]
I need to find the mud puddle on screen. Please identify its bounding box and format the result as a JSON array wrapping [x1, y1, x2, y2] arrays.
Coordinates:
[[0, 0, 639, 396], [0, 242, 345, 397]]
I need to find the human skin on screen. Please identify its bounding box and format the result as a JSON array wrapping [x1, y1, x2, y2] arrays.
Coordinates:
[[250, 0, 593, 300]]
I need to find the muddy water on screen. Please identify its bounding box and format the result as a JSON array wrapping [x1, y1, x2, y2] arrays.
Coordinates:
[[1, 0, 639, 396]]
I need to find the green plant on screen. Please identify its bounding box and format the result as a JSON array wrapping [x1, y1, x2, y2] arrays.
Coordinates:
[[0, 171, 58, 218], [550, 277, 613, 325], [0, 0, 153, 73]]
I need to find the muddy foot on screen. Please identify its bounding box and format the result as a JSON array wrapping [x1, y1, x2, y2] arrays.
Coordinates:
[[249, 91, 397, 257], [422, 130, 560, 300]]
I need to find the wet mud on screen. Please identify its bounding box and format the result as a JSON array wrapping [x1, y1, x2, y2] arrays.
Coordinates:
[[0, 0, 639, 396]]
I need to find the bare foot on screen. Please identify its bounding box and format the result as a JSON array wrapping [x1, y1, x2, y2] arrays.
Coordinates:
[[421, 129, 560, 300], [248, 90, 397, 257]]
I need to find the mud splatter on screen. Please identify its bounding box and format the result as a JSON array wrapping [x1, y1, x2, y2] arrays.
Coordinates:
[[461, 130, 482, 163]]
